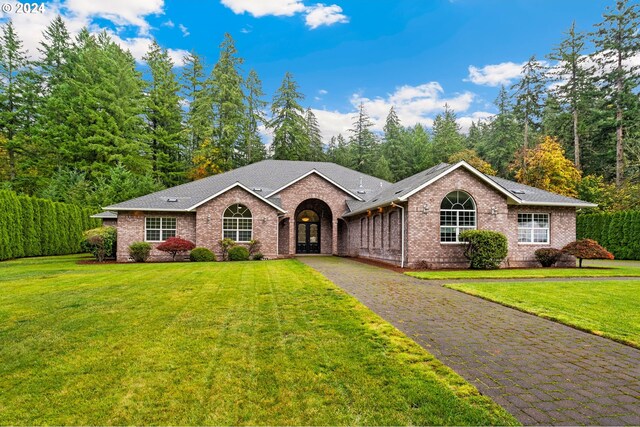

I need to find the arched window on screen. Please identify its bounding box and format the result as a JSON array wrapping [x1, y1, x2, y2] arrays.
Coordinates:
[[440, 191, 476, 243], [223, 204, 252, 242]]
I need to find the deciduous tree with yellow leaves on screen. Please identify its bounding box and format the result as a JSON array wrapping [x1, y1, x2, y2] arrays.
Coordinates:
[[510, 136, 582, 197]]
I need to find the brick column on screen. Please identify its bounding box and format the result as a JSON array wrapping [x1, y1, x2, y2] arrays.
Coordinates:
[[332, 218, 338, 255], [289, 216, 296, 256]]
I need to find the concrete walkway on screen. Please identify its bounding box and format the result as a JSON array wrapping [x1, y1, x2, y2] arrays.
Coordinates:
[[299, 257, 640, 426]]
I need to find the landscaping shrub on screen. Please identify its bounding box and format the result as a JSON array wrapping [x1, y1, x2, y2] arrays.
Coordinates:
[[82, 226, 117, 262], [562, 239, 614, 268], [128, 242, 151, 262], [228, 245, 249, 261], [459, 230, 508, 270], [534, 248, 562, 267], [248, 239, 261, 257], [252, 252, 264, 261], [157, 237, 196, 261], [218, 238, 236, 261], [190, 247, 216, 262]]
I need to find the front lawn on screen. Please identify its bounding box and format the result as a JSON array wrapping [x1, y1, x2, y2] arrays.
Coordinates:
[[0, 256, 516, 426], [446, 280, 640, 348], [407, 265, 640, 280]]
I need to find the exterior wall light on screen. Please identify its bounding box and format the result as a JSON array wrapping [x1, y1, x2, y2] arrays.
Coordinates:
[[422, 203, 430, 214], [491, 207, 498, 216]]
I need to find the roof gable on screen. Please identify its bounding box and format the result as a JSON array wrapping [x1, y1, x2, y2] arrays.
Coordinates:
[[266, 169, 365, 201]]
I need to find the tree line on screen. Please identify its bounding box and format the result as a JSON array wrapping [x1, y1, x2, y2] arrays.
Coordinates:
[[0, 0, 638, 212]]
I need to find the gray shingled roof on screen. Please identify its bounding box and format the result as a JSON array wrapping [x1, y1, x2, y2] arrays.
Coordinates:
[[344, 163, 454, 215], [344, 162, 596, 216], [105, 160, 596, 215], [105, 160, 391, 212], [486, 175, 596, 207]]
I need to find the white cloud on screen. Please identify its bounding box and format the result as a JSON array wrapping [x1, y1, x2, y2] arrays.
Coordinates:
[[305, 4, 348, 29], [466, 61, 525, 87], [0, 0, 187, 66], [220, 0, 306, 17], [162, 20, 174, 28], [109, 32, 188, 65], [312, 82, 477, 140], [64, 0, 165, 35], [457, 111, 494, 133], [318, 89, 328, 95], [178, 23, 189, 37], [220, 0, 348, 29]]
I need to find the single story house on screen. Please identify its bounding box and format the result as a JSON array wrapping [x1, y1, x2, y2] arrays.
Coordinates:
[[102, 160, 596, 268]]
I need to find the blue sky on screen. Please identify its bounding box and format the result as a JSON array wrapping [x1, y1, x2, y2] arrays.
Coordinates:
[[2, 0, 614, 140]]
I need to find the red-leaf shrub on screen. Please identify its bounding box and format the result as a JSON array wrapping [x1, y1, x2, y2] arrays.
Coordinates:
[[562, 239, 614, 268], [534, 248, 562, 267], [156, 237, 196, 261]]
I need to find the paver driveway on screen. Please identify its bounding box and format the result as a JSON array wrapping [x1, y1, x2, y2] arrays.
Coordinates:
[[300, 256, 640, 426]]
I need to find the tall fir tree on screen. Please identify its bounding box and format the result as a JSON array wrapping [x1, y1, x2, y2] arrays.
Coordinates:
[[305, 107, 325, 161], [327, 133, 352, 167], [40, 30, 150, 179], [143, 40, 185, 186], [548, 21, 589, 170], [475, 86, 521, 175], [429, 104, 466, 165], [269, 72, 309, 160], [38, 15, 71, 92], [181, 50, 211, 169], [239, 69, 267, 166], [348, 103, 378, 174], [0, 20, 28, 183], [511, 55, 546, 152], [591, 0, 640, 186], [210, 33, 245, 171], [382, 107, 409, 180]]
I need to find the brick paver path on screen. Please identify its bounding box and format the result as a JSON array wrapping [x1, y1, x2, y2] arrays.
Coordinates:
[[299, 256, 640, 426]]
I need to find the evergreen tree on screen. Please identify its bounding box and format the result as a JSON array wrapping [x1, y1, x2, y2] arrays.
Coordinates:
[[327, 133, 352, 167], [305, 107, 325, 161], [382, 107, 409, 180], [38, 15, 71, 92], [404, 124, 431, 177], [143, 40, 185, 186], [548, 21, 589, 170], [269, 72, 309, 160], [348, 103, 378, 174], [181, 50, 212, 168], [591, 0, 640, 186], [240, 69, 267, 166], [40, 30, 150, 179], [371, 155, 394, 182], [210, 33, 245, 171], [476, 86, 521, 175], [429, 105, 466, 165], [0, 21, 28, 182], [511, 55, 546, 151]]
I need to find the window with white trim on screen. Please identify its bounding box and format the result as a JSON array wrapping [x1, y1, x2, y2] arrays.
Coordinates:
[[223, 204, 252, 242], [518, 213, 549, 244], [440, 191, 476, 243], [145, 217, 176, 242]]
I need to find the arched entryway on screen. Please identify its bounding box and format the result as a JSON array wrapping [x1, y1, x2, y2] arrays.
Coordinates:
[[294, 199, 333, 254]]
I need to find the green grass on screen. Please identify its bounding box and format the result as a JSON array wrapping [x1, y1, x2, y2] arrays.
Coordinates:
[[446, 280, 640, 348], [407, 265, 640, 280], [0, 255, 517, 426]]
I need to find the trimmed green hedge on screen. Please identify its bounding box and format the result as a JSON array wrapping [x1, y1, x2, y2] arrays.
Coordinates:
[[577, 211, 640, 260], [0, 190, 100, 261]]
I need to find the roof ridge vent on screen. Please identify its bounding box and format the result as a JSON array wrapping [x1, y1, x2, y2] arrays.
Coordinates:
[[167, 197, 178, 202]]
